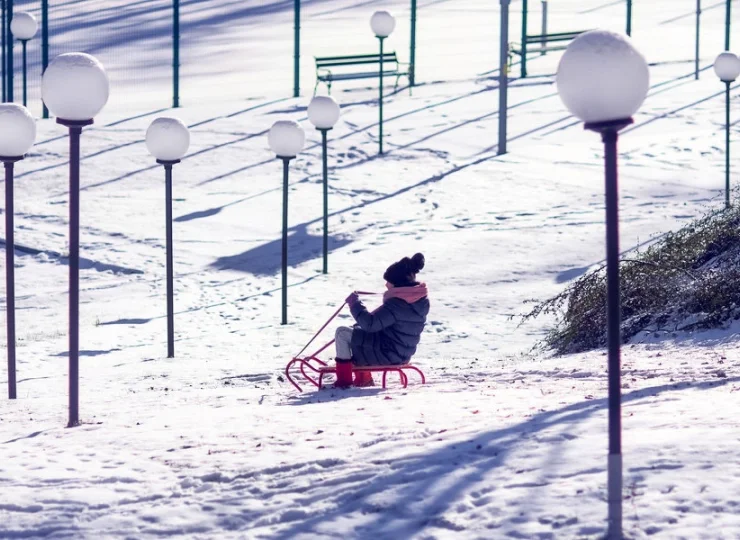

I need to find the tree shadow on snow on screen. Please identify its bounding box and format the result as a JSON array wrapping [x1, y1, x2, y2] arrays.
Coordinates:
[[210, 225, 352, 276], [265, 376, 740, 539]]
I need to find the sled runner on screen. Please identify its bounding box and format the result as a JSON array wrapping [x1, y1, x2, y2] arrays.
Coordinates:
[[285, 293, 426, 392]]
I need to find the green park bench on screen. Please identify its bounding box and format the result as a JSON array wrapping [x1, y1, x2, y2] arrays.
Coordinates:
[[510, 30, 589, 78], [314, 52, 411, 95]]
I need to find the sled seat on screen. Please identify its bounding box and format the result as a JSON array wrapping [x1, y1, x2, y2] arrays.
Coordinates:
[[317, 364, 425, 389]]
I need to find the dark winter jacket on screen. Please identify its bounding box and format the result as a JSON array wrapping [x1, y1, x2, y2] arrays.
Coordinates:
[[349, 294, 430, 366]]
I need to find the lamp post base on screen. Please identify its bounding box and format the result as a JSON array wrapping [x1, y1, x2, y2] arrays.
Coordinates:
[[56, 118, 94, 129], [157, 159, 181, 166], [584, 118, 633, 134]]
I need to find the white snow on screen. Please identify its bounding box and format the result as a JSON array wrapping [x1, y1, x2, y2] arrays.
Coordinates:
[[1, 0, 739, 538]]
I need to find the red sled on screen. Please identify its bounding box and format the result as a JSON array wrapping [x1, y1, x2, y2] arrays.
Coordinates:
[[284, 294, 426, 392]]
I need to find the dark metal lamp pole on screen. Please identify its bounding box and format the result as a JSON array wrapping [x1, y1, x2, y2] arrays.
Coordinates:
[[319, 128, 330, 274], [585, 117, 633, 540], [725, 80, 731, 209], [57, 117, 93, 428], [20, 38, 26, 106], [158, 159, 180, 356], [378, 35, 385, 155], [2, 154, 21, 399], [280, 156, 295, 325], [409, 0, 417, 87]]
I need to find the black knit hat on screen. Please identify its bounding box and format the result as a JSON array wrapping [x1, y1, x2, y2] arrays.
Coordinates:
[[384, 253, 425, 287]]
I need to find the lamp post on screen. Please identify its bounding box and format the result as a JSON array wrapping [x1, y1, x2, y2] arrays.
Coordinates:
[[294, 0, 300, 98], [725, 0, 731, 51], [696, 0, 701, 80], [556, 29, 649, 540], [41, 52, 109, 428], [10, 12, 36, 108], [2, 0, 5, 102], [714, 52, 740, 209], [410, 0, 417, 87], [498, 0, 510, 155], [0, 103, 35, 400], [371, 11, 396, 155], [268, 120, 305, 325], [4, 0, 13, 103], [307, 95, 340, 274], [146, 117, 191, 357]]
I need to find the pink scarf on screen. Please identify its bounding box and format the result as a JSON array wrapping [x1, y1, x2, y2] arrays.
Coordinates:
[[383, 283, 428, 304]]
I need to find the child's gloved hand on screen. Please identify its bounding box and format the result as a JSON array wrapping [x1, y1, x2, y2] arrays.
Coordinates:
[[345, 292, 360, 306]]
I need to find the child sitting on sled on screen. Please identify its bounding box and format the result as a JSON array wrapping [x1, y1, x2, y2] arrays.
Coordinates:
[[334, 252, 430, 388]]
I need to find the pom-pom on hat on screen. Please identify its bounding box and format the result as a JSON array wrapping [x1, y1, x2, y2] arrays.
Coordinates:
[[384, 253, 425, 287]]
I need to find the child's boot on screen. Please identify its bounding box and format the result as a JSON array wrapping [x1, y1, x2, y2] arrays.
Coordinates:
[[333, 358, 353, 388], [353, 370, 375, 387]]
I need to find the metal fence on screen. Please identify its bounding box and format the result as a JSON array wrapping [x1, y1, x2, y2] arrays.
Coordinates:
[[0, 0, 572, 115], [0, 0, 733, 116]]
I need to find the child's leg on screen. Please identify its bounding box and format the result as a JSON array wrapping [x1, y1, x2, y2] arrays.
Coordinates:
[[334, 326, 353, 360], [333, 327, 354, 388]]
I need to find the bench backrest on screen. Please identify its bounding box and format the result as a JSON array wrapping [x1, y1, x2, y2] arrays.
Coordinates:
[[525, 31, 586, 43], [316, 52, 399, 68]]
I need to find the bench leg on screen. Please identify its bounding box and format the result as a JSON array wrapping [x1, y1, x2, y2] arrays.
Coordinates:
[[521, 52, 527, 78], [319, 372, 325, 389], [382, 370, 388, 389]]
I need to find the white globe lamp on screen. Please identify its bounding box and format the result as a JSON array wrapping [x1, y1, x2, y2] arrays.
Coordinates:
[[714, 51, 740, 82], [10, 12, 37, 40], [146, 117, 191, 163], [308, 96, 340, 130], [556, 30, 649, 125], [371, 11, 396, 38], [42, 53, 110, 122], [269, 120, 305, 158], [0, 104, 36, 158]]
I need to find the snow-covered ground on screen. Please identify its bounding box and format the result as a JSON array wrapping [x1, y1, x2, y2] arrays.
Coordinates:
[[1, 0, 739, 538]]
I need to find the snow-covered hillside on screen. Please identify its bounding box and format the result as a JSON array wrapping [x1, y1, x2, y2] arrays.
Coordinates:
[[1, 0, 739, 538]]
